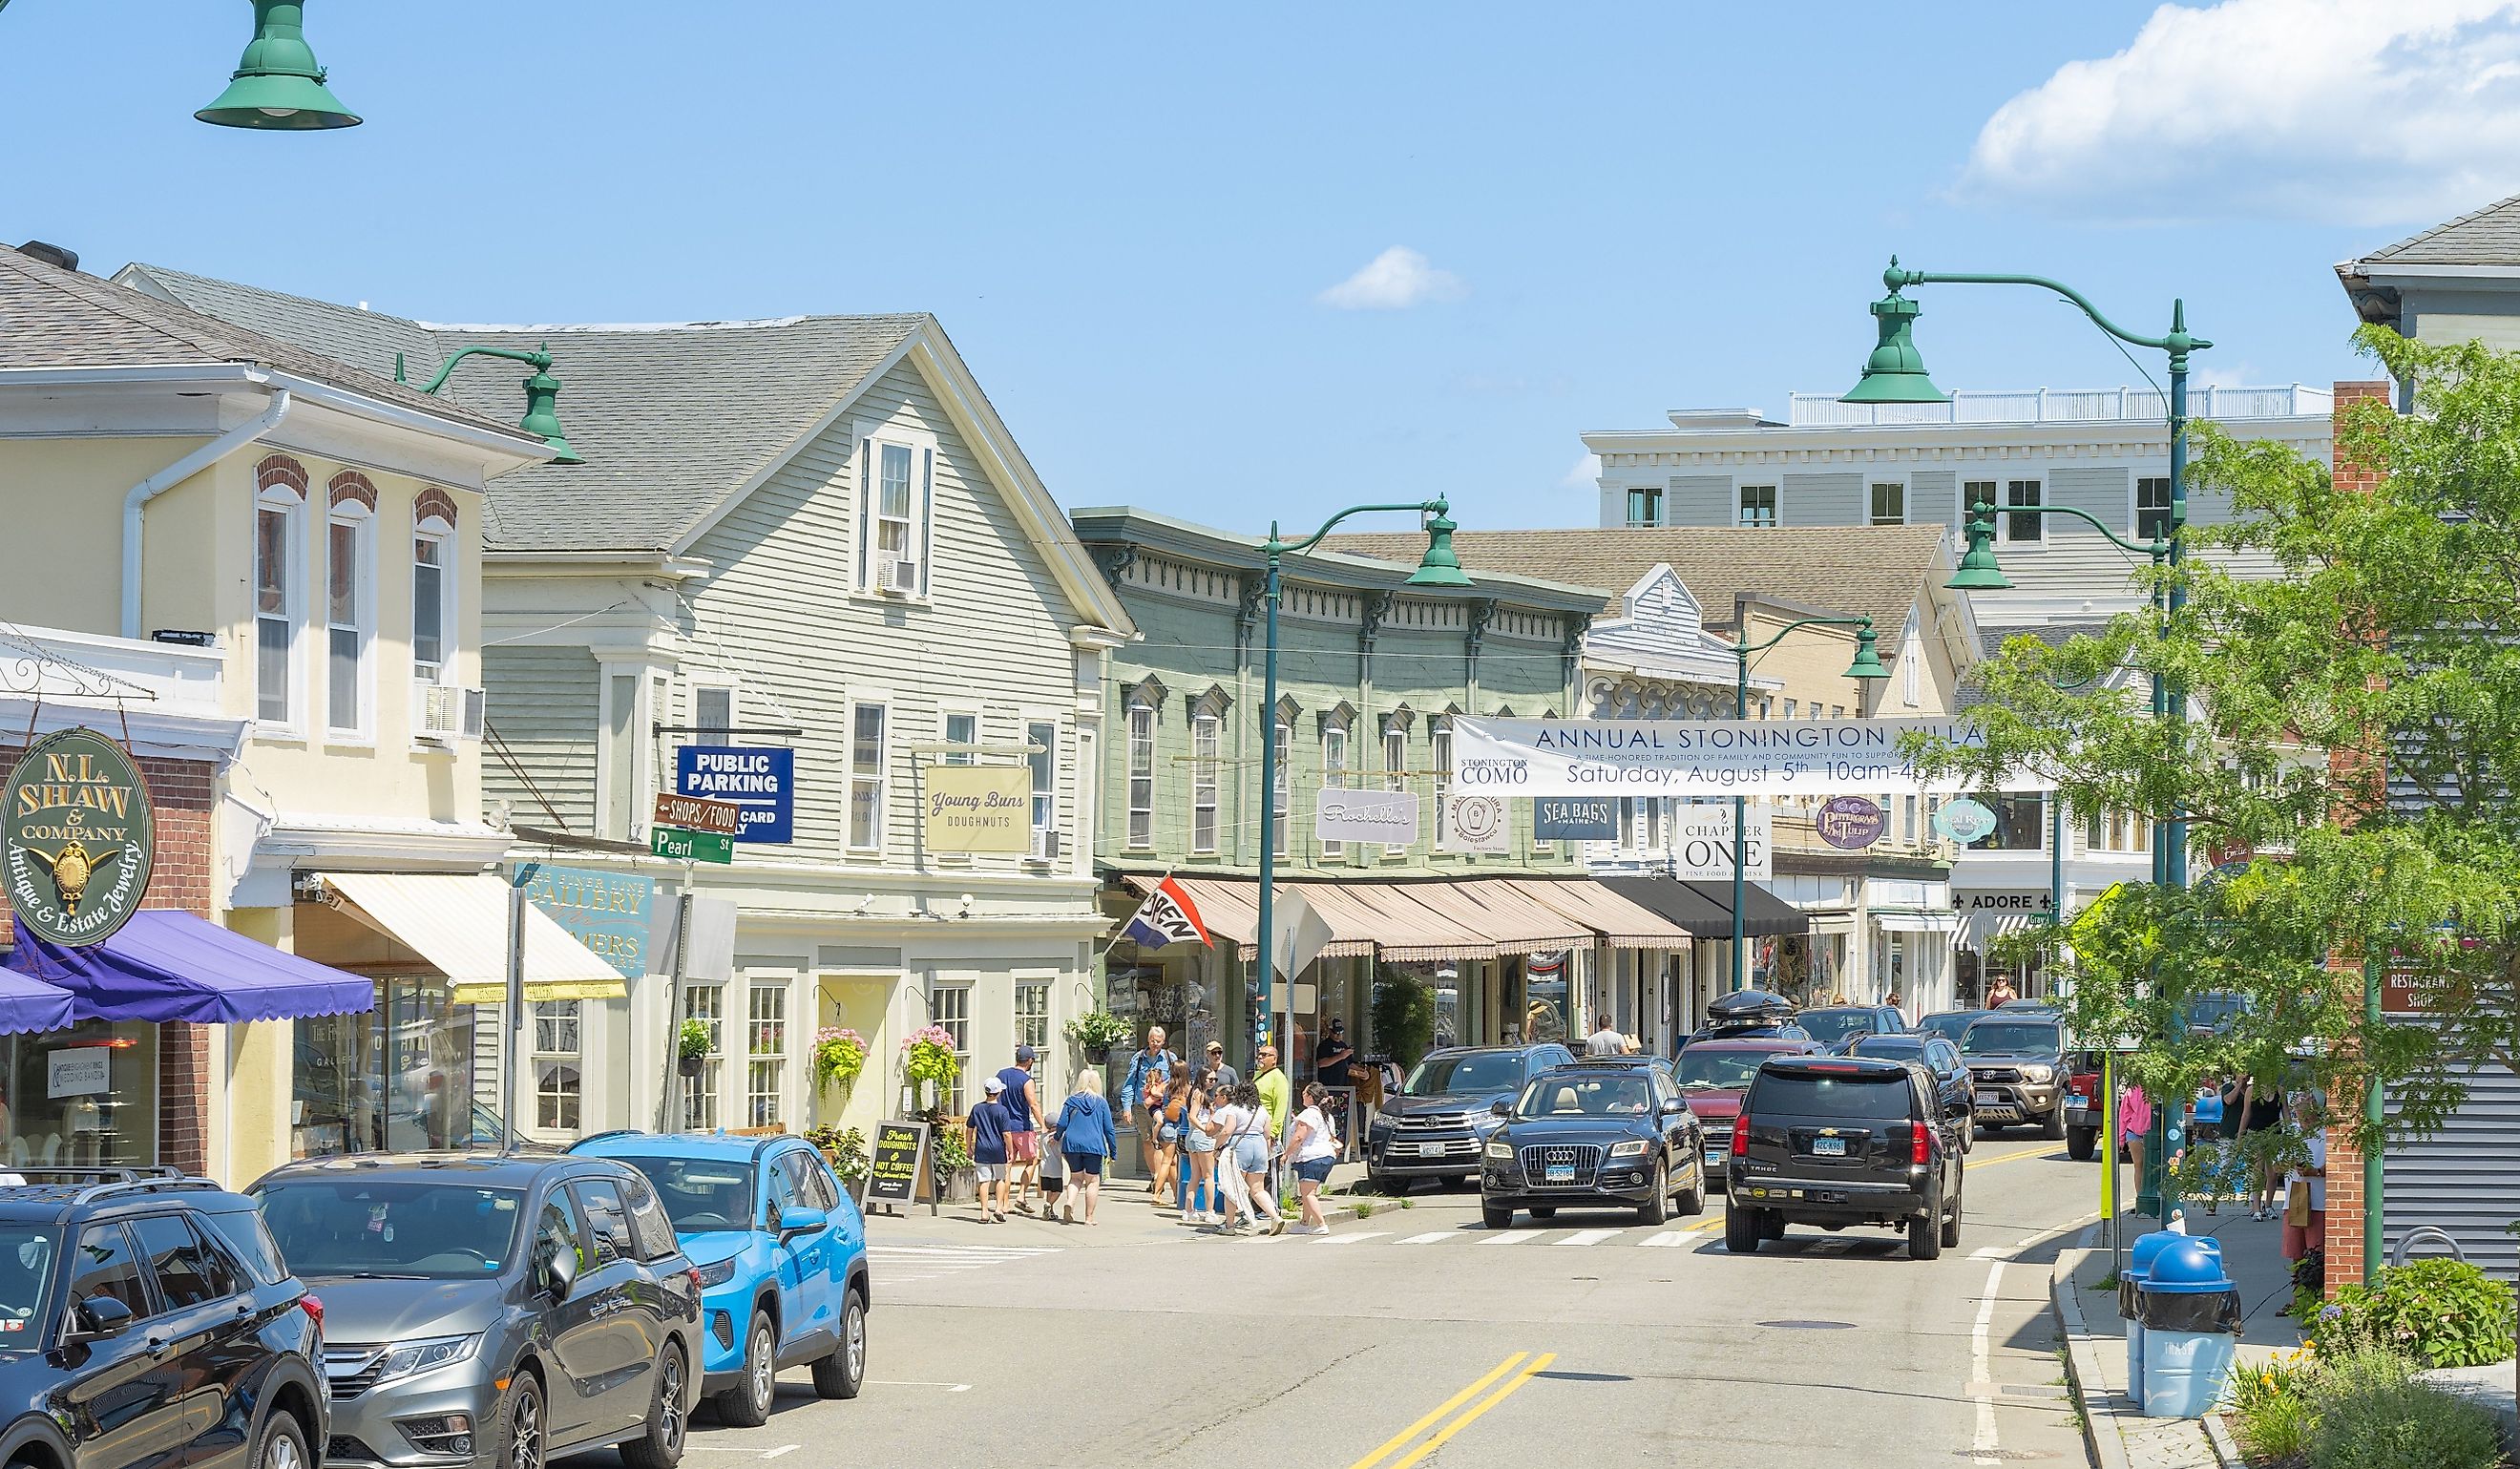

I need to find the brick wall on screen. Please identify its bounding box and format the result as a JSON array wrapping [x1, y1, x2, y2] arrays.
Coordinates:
[[0, 741, 219, 1175]]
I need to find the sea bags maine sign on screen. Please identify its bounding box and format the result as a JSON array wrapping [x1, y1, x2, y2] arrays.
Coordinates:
[[1448, 717, 2045, 799], [4, 728, 155, 947]]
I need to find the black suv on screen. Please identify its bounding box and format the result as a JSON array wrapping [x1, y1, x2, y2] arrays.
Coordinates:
[[1722, 1056, 1964, 1260], [1480, 1062, 1707, 1228], [1795, 1005, 1908, 1052], [0, 1167, 326, 1469], [1365, 1044, 1576, 1191]]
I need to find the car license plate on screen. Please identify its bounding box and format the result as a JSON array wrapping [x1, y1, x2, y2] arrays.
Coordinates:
[[1545, 1164, 1576, 1184], [1812, 1137, 1846, 1157], [1704, 1149, 1726, 1169], [1407, 1142, 1439, 1157], [1976, 1090, 2006, 1106], [2068, 1095, 2090, 1110]]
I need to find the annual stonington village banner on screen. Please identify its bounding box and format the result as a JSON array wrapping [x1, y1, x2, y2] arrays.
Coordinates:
[[1447, 717, 2051, 799]]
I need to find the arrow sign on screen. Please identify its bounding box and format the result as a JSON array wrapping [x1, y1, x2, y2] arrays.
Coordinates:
[[654, 791, 742, 837]]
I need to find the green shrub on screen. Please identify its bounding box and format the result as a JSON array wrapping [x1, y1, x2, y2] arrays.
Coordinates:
[[2310, 1258, 2516, 1369], [2231, 1353, 2320, 1463], [2305, 1355, 2500, 1469]]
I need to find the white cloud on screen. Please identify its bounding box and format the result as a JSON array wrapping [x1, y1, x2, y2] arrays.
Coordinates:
[[1316, 246, 1466, 310], [1562, 453, 1602, 492], [1963, 0, 2520, 225]]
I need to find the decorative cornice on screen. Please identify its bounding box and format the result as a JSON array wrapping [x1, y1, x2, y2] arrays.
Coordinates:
[[1092, 544, 1138, 589], [1465, 598, 1497, 660], [1235, 574, 1267, 654], [1359, 590, 1394, 655]]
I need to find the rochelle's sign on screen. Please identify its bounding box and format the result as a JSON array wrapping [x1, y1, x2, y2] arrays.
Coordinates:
[[1448, 717, 2041, 799], [3, 728, 155, 948]]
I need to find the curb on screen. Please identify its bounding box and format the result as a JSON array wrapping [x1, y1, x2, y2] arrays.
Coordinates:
[[2202, 1412, 2244, 1469], [2051, 1234, 2134, 1469]]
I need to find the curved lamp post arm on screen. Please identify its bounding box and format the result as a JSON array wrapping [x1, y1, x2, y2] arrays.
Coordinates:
[[1959, 500, 2172, 563], [395, 342, 583, 465], [408, 343, 553, 393], [1734, 612, 1876, 661], [1885, 265, 2213, 358], [1267, 498, 1452, 557]]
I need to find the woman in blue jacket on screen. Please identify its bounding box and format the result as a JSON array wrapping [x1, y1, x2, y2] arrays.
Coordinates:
[[1053, 1069, 1118, 1225]]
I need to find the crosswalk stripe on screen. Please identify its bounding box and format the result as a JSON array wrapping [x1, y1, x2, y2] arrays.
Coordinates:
[[1395, 1231, 1458, 1246], [1639, 1230, 1692, 1248], [1553, 1228, 1621, 1247], [1478, 1230, 1535, 1245], [866, 1246, 1060, 1257], [1315, 1230, 1386, 1246]]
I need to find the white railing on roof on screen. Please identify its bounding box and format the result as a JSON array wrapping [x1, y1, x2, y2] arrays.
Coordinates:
[[1787, 384, 2333, 428]]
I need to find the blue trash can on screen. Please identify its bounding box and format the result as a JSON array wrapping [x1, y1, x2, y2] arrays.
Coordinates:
[[2137, 1238, 2243, 1418], [2121, 1231, 2182, 1406]]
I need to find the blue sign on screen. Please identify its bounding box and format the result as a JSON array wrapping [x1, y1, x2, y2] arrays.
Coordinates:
[[519, 863, 653, 979], [1533, 797, 1618, 842], [676, 745, 795, 844]]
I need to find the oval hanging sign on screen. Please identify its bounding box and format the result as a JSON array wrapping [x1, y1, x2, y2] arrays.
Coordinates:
[[1816, 796, 1886, 850], [5, 728, 155, 947], [1933, 795, 1999, 845]]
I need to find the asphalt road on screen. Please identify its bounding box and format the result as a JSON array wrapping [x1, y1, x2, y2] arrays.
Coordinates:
[[596, 1137, 2099, 1469]]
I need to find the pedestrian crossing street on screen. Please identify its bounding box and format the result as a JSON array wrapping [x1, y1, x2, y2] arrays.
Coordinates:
[[1245, 1221, 1723, 1249], [866, 1241, 1064, 1283]]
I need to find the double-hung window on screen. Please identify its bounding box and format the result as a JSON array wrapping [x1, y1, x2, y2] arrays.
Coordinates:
[[1430, 723, 1453, 850], [326, 504, 374, 736], [254, 489, 301, 724], [2004, 479, 2044, 544], [855, 423, 936, 595], [533, 1001, 581, 1131], [1126, 703, 1156, 850], [1271, 720, 1291, 859], [929, 984, 971, 1112], [1627, 486, 1662, 527], [681, 984, 724, 1129], [1738, 484, 1778, 528], [848, 703, 889, 851], [412, 520, 452, 685], [942, 711, 978, 765], [746, 985, 788, 1126], [1015, 978, 1051, 1053], [1026, 720, 1057, 858], [1382, 723, 1409, 859], [2135, 476, 2174, 542], [1319, 725, 1350, 860], [1869, 482, 1905, 526], [1190, 715, 1221, 855], [694, 685, 735, 735]]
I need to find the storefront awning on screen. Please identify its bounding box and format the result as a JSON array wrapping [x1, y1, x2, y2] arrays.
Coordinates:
[[1395, 879, 1595, 956], [1875, 913, 1964, 934], [1279, 883, 1453, 961], [0, 958, 75, 1034], [322, 872, 630, 1005], [1113, 875, 1381, 963], [1508, 879, 1694, 950], [8, 913, 373, 1024], [1597, 875, 1811, 939], [1960, 913, 2043, 950]]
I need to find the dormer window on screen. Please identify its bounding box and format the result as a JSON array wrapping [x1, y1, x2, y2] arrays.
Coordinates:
[[856, 419, 938, 596]]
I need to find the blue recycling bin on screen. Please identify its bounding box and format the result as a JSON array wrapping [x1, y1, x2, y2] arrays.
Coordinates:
[[2120, 1231, 2220, 1407], [2138, 1238, 2243, 1418]]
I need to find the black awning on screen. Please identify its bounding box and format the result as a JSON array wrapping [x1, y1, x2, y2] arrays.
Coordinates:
[[1598, 875, 1810, 939]]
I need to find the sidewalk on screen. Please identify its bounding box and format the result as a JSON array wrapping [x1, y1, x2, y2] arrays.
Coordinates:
[[2051, 1209, 2300, 1469]]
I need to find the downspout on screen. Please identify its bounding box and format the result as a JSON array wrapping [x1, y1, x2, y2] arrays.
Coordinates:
[[122, 388, 293, 640]]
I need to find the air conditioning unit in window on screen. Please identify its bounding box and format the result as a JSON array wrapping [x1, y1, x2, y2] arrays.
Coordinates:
[[880, 557, 920, 595], [1031, 829, 1060, 862], [416, 682, 486, 741]]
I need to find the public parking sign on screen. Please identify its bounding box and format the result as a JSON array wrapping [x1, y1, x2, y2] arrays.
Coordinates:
[[676, 746, 794, 843]]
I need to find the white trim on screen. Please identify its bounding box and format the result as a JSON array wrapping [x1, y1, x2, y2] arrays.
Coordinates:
[[1732, 476, 1781, 529], [1998, 476, 2046, 549], [2132, 473, 2174, 544], [852, 415, 941, 598], [411, 517, 455, 689], [1865, 472, 1910, 528]]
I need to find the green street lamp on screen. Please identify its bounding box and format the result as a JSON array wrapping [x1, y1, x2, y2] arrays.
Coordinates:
[[197, 1, 361, 131], [1727, 615, 1890, 991], [399, 344, 585, 465], [1252, 501, 1471, 1067], [1854, 259, 2224, 1232]]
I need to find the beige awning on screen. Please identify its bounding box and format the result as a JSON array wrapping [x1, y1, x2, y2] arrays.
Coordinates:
[[1508, 878, 1694, 950], [1284, 882, 1483, 962], [322, 871, 630, 1005], [1395, 879, 1595, 956]]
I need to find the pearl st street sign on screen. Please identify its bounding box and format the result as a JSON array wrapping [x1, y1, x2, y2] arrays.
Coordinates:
[[650, 825, 733, 865]]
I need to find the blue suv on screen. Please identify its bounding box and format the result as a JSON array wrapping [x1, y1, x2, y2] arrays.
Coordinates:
[[568, 1132, 868, 1425]]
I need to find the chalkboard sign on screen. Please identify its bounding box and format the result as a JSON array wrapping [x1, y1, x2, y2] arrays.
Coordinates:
[[865, 1120, 931, 1207]]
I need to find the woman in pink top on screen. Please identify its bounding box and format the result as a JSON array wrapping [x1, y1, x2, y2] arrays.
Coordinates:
[[2119, 1085, 2152, 1198]]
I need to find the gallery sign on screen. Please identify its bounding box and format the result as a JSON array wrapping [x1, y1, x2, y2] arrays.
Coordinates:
[[675, 745, 794, 843], [1532, 797, 1618, 842], [924, 766, 1032, 853], [1666, 802, 1772, 880], [1448, 717, 2042, 799], [1316, 788, 1420, 846], [1438, 792, 1510, 853], [4, 728, 154, 948], [520, 864, 655, 980]]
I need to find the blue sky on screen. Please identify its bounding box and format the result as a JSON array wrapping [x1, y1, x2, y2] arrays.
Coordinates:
[[12, 2, 2507, 535]]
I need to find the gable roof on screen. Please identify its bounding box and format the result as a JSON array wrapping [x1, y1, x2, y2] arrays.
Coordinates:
[[0, 249, 533, 444], [2354, 192, 2520, 267], [1320, 525, 1950, 640]]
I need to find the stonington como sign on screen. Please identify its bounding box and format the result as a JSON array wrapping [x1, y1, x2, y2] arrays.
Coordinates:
[[4, 728, 156, 947]]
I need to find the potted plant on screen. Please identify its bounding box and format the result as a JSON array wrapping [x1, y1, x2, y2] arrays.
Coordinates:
[[901, 1025, 961, 1120], [805, 1123, 870, 1203], [812, 1026, 868, 1096], [931, 1124, 976, 1203], [1064, 1010, 1131, 1064], [676, 1018, 711, 1079]]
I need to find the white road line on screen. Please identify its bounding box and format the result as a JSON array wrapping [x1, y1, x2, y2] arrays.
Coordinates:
[[1639, 1230, 1692, 1248], [1554, 1228, 1621, 1248], [867, 1381, 972, 1392], [1478, 1229, 1538, 1245], [865, 1245, 1060, 1257], [1970, 1259, 2005, 1465], [1395, 1231, 1458, 1246], [1316, 1230, 1386, 1245], [760, 1448, 799, 1459], [1969, 1246, 2013, 1260]]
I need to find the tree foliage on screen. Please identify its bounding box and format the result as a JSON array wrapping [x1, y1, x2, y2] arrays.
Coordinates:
[[1917, 328, 2520, 1152]]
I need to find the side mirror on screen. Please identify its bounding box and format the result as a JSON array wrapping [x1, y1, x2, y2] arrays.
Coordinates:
[[779, 1207, 828, 1238], [66, 1294, 135, 1343], [543, 1247, 578, 1301], [1489, 1100, 1511, 1118]]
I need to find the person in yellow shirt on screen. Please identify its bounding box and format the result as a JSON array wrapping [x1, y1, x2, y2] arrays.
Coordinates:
[[1254, 1043, 1292, 1144]]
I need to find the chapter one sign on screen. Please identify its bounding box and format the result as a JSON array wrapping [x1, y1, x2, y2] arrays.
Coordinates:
[[4, 728, 155, 947], [1448, 717, 2044, 798]]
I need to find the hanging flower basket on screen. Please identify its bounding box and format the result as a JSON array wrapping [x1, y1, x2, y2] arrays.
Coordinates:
[[901, 1025, 960, 1122], [812, 1027, 868, 1094]]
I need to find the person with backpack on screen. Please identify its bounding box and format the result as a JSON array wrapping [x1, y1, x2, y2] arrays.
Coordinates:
[[1120, 1025, 1181, 1191]]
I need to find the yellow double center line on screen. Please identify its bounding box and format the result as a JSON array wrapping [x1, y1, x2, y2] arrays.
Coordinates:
[[1349, 1351, 1556, 1469]]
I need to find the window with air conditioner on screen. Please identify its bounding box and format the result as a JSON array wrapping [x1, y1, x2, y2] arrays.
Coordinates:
[[855, 424, 935, 595], [1026, 720, 1058, 859]]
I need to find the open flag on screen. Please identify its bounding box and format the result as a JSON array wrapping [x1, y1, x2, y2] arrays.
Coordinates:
[[1120, 876, 1211, 950]]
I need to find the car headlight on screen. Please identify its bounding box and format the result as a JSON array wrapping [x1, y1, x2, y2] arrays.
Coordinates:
[[2023, 1065, 2054, 1083], [370, 1334, 480, 1386], [693, 1256, 739, 1289], [1606, 1140, 1649, 1159], [1483, 1140, 1514, 1160]]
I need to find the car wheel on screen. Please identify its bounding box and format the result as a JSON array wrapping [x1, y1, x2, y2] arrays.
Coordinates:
[[1481, 1203, 1513, 1230], [2067, 1126, 2098, 1163], [1908, 1203, 1942, 1260], [1941, 1175, 1964, 1249], [809, 1288, 866, 1400], [1722, 1203, 1761, 1253], [1758, 1209, 1785, 1240], [1636, 1160, 1669, 1226], [1675, 1160, 1707, 1218], [253, 1404, 309, 1469], [501, 1375, 545, 1469], [2042, 1104, 2067, 1141], [714, 1311, 776, 1427], [1959, 1114, 1974, 1153], [1365, 1170, 1393, 1195], [620, 1344, 688, 1469], [1530, 1207, 1557, 1220]]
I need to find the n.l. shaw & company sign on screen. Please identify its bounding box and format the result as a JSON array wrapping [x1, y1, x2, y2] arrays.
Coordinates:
[[4, 728, 155, 947]]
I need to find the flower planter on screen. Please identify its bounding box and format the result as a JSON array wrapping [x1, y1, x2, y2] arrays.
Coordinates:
[[677, 1056, 704, 1079]]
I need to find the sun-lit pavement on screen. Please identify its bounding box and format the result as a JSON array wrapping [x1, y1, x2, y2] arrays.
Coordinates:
[[586, 1139, 2098, 1469]]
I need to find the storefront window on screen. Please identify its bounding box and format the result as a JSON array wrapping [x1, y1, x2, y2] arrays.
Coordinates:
[[1, 1022, 158, 1168], [746, 986, 787, 1127], [1522, 957, 1568, 1044], [534, 1001, 581, 1132], [293, 977, 478, 1157], [682, 984, 724, 1130]]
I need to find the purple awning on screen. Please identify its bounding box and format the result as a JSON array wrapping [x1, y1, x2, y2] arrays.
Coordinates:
[[7, 913, 375, 1024], [0, 966, 76, 1035]]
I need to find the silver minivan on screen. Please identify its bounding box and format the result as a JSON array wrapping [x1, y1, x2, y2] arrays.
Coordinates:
[[252, 1153, 702, 1469]]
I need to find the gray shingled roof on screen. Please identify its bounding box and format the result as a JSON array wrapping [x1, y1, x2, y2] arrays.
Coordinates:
[[121, 264, 924, 554], [1321, 525, 1948, 639], [0, 249, 529, 442], [2358, 192, 2520, 266]]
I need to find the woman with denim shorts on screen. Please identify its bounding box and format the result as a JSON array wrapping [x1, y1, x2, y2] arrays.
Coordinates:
[[1179, 1074, 1221, 1227], [1279, 1081, 1340, 1236]]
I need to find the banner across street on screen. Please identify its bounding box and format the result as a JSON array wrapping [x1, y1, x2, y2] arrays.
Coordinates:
[[1447, 716, 2049, 798]]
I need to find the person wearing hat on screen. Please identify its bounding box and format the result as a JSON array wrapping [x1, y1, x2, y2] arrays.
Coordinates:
[[967, 1075, 1015, 1223], [996, 1045, 1045, 1214], [1204, 1039, 1242, 1090], [1313, 1018, 1354, 1089]]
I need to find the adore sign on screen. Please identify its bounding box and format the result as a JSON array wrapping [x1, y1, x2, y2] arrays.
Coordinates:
[[1449, 717, 2041, 798], [4, 728, 155, 947]]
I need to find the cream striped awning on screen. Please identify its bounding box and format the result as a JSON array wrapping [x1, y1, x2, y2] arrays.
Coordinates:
[[323, 871, 630, 1005]]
